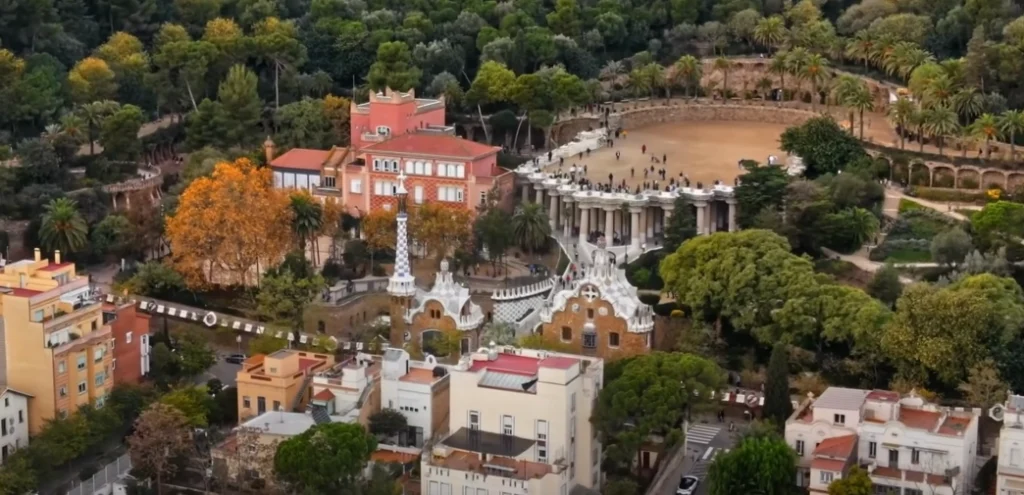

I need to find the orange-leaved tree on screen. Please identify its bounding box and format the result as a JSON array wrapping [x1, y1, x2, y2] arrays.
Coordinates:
[[409, 202, 473, 265], [362, 209, 397, 273], [166, 158, 292, 288]]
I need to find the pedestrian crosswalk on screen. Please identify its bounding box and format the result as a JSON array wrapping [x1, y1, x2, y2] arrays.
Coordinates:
[[686, 424, 721, 445], [689, 447, 731, 479]]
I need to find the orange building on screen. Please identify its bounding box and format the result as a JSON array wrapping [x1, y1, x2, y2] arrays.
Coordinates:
[[235, 349, 334, 422], [0, 249, 113, 433], [266, 88, 515, 217]]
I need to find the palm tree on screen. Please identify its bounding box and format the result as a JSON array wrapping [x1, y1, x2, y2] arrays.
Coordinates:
[[599, 60, 626, 88], [768, 52, 789, 101], [713, 57, 731, 102], [59, 113, 87, 144], [868, 34, 897, 69], [940, 58, 966, 86], [289, 193, 324, 264], [673, 55, 701, 98], [970, 113, 999, 159], [847, 208, 880, 248], [883, 42, 933, 80], [753, 16, 787, 53], [924, 74, 955, 108], [832, 75, 861, 133], [40, 198, 88, 255], [801, 54, 829, 111], [845, 31, 874, 69], [998, 110, 1024, 161], [512, 203, 551, 257], [952, 87, 984, 123], [924, 104, 959, 156], [888, 97, 916, 150], [848, 86, 875, 140], [786, 47, 810, 101], [756, 77, 773, 101], [910, 106, 927, 153], [75, 100, 120, 155]]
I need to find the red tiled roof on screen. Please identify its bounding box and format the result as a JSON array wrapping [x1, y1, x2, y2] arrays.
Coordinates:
[[811, 458, 847, 472], [313, 389, 335, 401], [812, 434, 858, 459], [867, 390, 900, 402], [38, 262, 73, 272], [271, 149, 330, 171], [539, 356, 579, 370], [468, 354, 541, 376], [939, 415, 972, 435], [298, 358, 321, 373], [4, 288, 41, 297], [899, 408, 941, 431], [362, 133, 499, 160]]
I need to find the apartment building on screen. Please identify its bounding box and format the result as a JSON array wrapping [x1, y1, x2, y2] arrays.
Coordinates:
[[995, 394, 1024, 494], [786, 387, 979, 495], [235, 349, 334, 422], [422, 345, 604, 495], [0, 387, 29, 464], [380, 348, 451, 447], [308, 353, 381, 426], [0, 249, 113, 434], [103, 301, 152, 386]]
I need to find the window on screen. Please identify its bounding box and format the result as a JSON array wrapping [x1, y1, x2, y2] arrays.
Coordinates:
[[469, 411, 480, 430], [59, 386, 67, 398], [903, 490, 923, 495], [414, 186, 424, 204], [94, 347, 104, 362], [95, 372, 105, 386], [322, 176, 336, 188], [536, 420, 548, 462], [820, 471, 834, 483], [96, 395, 106, 408], [480, 191, 487, 205], [561, 326, 572, 341], [32, 309, 43, 322], [18, 410, 22, 423], [502, 415, 514, 436], [438, 186, 464, 202], [587, 308, 594, 319], [243, 396, 251, 409], [351, 179, 362, 193], [795, 440, 805, 456], [125, 332, 132, 344], [868, 441, 877, 459], [609, 332, 620, 347], [376, 125, 391, 136], [77, 381, 87, 394], [582, 333, 597, 348], [257, 397, 266, 414], [911, 448, 920, 464], [77, 355, 86, 370], [833, 414, 845, 425], [888, 448, 899, 464], [1012, 448, 1022, 467], [57, 360, 66, 374], [273, 400, 282, 411], [571, 392, 576, 412], [91, 320, 97, 331]]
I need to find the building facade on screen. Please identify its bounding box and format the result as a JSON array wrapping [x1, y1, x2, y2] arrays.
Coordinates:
[[267, 88, 515, 216], [104, 301, 151, 386], [422, 346, 604, 495], [786, 387, 979, 495], [0, 249, 113, 433], [235, 349, 334, 422], [538, 245, 653, 359], [0, 387, 29, 464], [380, 349, 451, 447], [995, 394, 1024, 494]]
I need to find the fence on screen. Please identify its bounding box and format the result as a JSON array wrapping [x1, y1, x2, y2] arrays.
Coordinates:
[[66, 453, 132, 495]]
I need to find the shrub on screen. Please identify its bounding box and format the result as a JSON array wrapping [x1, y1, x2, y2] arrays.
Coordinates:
[[639, 293, 660, 306], [959, 177, 979, 189], [909, 187, 990, 204]]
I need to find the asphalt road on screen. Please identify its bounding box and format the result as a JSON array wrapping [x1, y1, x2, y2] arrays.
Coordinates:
[[195, 351, 243, 388], [657, 420, 739, 495]]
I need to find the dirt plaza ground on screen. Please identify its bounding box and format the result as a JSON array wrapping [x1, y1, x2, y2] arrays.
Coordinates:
[[543, 121, 792, 189]]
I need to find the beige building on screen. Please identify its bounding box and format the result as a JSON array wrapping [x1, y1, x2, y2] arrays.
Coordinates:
[[235, 349, 334, 422], [0, 249, 112, 434], [786, 387, 979, 495], [422, 345, 604, 495], [994, 394, 1024, 494]]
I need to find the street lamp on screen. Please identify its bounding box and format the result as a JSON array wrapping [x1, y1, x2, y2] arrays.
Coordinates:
[[236, 335, 242, 355]]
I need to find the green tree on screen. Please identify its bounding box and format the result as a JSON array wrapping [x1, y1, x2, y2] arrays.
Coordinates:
[[274, 98, 334, 150], [99, 104, 143, 159], [160, 386, 213, 426], [274, 422, 377, 493], [40, 198, 88, 254], [780, 116, 867, 178], [124, 262, 187, 299], [368, 408, 408, 438], [249, 333, 288, 355], [545, 0, 581, 37], [998, 110, 1024, 159], [216, 64, 262, 148], [762, 342, 791, 430], [828, 465, 872, 495], [511, 202, 551, 257], [176, 331, 217, 380], [76, 100, 121, 155], [888, 97, 916, 150], [663, 195, 698, 253], [753, 15, 787, 53], [256, 268, 326, 328], [289, 192, 324, 258], [474, 207, 513, 275], [128, 404, 194, 495], [971, 201, 1024, 253], [90, 214, 133, 259], [931, 227, 973, 267], [68, 57, 118, 104], [735, 162, 789, 228], [867, 264, 903, 308], [252, 17, 307, 110], [970, 113, 1000, 159], [957, 358, 1008, 409], [707, 432, 796, 495], [367, 41, 421, 92], [466, 61, 515, 144], [924, 104, 960, 156], [819, 208, 879, 253], [594, 352, 723, 475]]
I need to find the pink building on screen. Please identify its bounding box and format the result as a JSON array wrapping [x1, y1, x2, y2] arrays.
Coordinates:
[[267, 88, 516, 217]]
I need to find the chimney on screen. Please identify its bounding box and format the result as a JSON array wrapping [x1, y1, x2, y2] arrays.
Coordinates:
[[263, 136, 276, 163], [54, 250, 61, 264], [34, 248, 41, 262]]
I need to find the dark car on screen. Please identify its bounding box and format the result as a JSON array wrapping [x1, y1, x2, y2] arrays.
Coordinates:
[[225, 353, 247, 364], [677, 475, 700, 495]]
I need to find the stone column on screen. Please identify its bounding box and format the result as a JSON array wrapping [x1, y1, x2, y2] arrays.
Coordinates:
[[630, 207, 642, 252], [563, 199, 573, 237], [695, 201, 707, 235], [548, 191, 559, 230], [522, 183, 531, 203], [709, 202, 718, 233], [591, 207, 599, 235], [639, 208, 647, 244], [535, 186, 544, 205], [604, 207, 614, 239], [663, 205, 674, 226], [578, 204, 590, 245], [727, 199, 738, 232], [646, 206, 654, 238]]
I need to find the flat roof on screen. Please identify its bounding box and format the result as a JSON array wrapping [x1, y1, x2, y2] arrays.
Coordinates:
[[442, 427, 536, 458], [814, 387, 869, 411], [467, 353, 580, 376]]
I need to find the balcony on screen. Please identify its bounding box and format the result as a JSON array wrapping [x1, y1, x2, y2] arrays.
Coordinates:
[[43, 301, 102, 330], [361, 132, 386, 143]]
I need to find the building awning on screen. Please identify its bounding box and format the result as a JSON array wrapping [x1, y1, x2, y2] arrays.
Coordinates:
[[442, 428, 536, 458]]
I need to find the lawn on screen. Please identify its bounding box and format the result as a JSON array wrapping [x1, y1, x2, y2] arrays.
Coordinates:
[[898, 198, 926, 213], [881, 248, 934, 264], [869, 208, 960, 264]]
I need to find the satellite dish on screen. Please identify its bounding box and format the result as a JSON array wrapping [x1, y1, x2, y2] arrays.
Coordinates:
[[990, 404, 1005, 422]]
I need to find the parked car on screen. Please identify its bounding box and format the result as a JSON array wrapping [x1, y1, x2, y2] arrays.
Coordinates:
[[677, 475, 700, 495], [225, 353, 247, 364]]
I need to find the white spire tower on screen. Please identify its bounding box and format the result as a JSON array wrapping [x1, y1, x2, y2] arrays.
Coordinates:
[[387, 171, 416, 297]]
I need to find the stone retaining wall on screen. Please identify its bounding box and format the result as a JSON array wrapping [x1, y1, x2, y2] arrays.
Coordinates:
[[613, 102, 843, 130]]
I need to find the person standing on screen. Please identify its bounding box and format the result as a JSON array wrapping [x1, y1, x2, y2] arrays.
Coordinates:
[[641, 144, 647, 154]]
